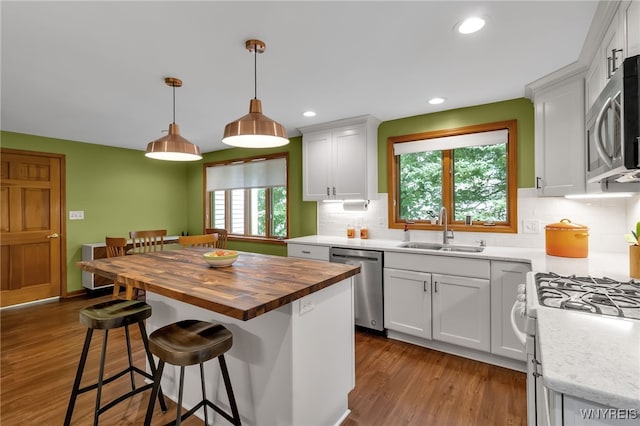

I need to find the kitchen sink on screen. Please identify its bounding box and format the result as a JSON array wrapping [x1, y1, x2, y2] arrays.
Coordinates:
[[398, 242, 484, 253]]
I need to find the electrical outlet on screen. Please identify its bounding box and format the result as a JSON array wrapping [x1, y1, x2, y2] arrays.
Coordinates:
[[69, 210, 85, 220], [523, 219, 540, 234], [299, 300, 315, 315]]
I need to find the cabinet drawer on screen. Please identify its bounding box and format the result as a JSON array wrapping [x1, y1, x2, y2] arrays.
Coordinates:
[[287, 244, 330, 261], [385, 251, 489, 279]]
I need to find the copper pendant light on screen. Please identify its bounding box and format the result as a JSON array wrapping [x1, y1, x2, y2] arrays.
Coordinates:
[[145, 77, 202, 161], [222, 39, 289, 148]]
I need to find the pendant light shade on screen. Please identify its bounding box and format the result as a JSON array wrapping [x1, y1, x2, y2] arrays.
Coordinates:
[[222, 39, 289, 148], [145, 77, 202, 161]]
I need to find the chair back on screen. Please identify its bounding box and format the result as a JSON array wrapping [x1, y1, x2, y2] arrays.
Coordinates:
[[105, 237, 127, 258], [205, 228, 228, 249], [129, 229, 167, 253], [178, 234, 217, 248]]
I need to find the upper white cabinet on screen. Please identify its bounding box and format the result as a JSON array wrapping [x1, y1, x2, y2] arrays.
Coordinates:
[[533, 73, 587, 196], [299, 115, 380, 201], [586, 1, 639, 109]]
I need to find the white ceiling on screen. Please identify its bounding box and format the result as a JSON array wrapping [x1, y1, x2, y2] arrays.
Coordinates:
[[1, 1, 598, 154]]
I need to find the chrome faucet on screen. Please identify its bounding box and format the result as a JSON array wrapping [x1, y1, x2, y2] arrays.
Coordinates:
[[439, 206, 454, 245]]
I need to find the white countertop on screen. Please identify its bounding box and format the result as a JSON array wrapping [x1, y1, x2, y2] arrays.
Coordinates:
[[286, 235, 631, 281], [288, 235, 638, 409], [537, 307, 640, 409]]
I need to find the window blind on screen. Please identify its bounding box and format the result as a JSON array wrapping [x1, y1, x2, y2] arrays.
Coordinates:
[[393, 129, 509, 156], [206, 157, 286, 191]]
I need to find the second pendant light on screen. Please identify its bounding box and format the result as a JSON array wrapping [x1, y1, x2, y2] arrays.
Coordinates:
[[222, 39, 289, 148]]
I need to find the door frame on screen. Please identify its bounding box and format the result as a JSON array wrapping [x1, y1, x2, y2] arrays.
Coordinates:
[[1, 147, 67, 300]]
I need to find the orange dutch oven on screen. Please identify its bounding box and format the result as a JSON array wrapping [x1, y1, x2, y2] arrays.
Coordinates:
[[545, 219, 589, 258]]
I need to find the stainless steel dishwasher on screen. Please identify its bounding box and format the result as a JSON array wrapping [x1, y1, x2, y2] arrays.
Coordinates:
[[330, 247, 384, 332]]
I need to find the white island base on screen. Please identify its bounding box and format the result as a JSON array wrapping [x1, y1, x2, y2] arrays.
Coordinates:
[[145, 278, 355, 426]]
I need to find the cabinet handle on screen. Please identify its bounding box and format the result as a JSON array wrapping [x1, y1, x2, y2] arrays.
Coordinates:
[[433, 281, 438, 293], [332, 187, 336, 196], [326, 187, 330, 196], [610, 48, 624, 77], [536, 177, 543, 189], [301, 250, 311, 254]]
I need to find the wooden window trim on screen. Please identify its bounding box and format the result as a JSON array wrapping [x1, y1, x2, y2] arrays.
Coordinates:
[[387, 120, 518, 234]]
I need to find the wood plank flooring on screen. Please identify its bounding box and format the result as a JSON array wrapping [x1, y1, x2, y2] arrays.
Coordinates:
[[1, 293, 526, 425]]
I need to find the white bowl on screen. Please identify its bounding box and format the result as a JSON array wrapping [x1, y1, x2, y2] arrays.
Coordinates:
[[203, 250, 239, 268]]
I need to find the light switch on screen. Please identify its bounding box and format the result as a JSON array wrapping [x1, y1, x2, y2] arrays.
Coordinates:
[[69, 210, 85, 220]]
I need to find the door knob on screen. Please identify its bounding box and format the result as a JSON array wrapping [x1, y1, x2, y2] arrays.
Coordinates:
[[46, 233, 60, 239]]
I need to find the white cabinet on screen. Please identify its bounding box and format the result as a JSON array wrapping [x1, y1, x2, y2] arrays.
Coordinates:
[[490, 261, 530, 361], [533, 74, 587, 196], [300, 115, 380, 201], [432, 273, 490, 352], [384, 268, 432, 339], [624, 0, 640, 57], [287, 243, 329, 261], [586, 1, 639, 110]]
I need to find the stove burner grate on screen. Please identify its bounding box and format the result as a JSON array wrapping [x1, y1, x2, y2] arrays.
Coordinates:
[[535, 272, 640, 320]]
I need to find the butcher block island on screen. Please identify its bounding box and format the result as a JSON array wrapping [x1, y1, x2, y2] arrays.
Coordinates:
[[77, 248, 361, 426]]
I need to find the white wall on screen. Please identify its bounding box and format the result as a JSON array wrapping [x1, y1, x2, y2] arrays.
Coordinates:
[[317, 190, 639, 254]]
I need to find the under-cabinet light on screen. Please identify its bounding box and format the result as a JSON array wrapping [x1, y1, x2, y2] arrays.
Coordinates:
[[564, 193, 634, 199]]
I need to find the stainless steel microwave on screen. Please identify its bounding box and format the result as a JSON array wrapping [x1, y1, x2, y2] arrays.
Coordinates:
[[586, 54, 640, 183]]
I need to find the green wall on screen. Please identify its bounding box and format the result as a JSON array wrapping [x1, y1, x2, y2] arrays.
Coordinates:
[[0, 97, 535, 294], [377, 98, 535, 191], [1, 131, 189, 292]]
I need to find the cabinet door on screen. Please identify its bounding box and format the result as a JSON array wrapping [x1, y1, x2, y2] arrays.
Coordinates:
[[332, 125, 368, 199], [302, 131, 332, 201], [625, 0, 640, 57], [534, 76, 586, 196], [490, 261, 530, 361], [432, 274, 490, 351], [383, 268, 432, 339]]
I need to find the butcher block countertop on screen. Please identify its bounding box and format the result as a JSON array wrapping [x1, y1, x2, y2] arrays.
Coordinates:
[[77, 248, 360, 321]]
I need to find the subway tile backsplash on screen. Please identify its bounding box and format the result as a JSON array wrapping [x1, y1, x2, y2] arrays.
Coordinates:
[[317, 189, 638, 253]]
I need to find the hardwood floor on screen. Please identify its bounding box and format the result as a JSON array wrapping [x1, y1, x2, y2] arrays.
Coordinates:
[[1, 293, 526, 425]]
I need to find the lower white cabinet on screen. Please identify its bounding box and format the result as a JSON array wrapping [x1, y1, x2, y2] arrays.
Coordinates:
[[432, 274, 491, 352], [490, 261, 530, 361], [383, 268, 432, 339]]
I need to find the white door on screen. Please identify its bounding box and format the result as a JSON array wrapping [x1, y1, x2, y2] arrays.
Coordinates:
[[302, 131, 332, 200], [332, 124, 367, 199], [432, 274, 490, 351], [383, 268, 432, 339]]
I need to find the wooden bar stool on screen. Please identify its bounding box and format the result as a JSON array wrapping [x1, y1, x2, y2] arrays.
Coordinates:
[[64, 299, 167, 426], [144, 319, 241, 426]]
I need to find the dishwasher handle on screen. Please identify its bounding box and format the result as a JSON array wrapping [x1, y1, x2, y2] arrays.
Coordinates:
[[330, 253, 380, 262]]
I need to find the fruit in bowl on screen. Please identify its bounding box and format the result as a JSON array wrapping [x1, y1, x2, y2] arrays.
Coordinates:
[[203, 250, 239, 267]]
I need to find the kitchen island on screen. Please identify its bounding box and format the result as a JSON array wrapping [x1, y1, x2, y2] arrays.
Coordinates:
[[77, 248, 361, 426]]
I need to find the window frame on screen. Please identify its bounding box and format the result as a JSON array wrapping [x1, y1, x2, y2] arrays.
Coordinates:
[[387, 120, 518, 234], [203, 152, 289, 244]]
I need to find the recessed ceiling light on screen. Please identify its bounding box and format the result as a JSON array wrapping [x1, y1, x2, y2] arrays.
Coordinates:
[[303, 111, 316, 117], [456, 17, 486, 34], [428, 97, 446, 105]]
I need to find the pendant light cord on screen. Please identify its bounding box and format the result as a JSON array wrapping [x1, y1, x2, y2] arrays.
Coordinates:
[[253, 41, 258, 100], [172, 85, 176, 124]]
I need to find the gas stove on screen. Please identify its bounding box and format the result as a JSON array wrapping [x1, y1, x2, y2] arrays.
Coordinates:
[[534, 272, 640, 320]]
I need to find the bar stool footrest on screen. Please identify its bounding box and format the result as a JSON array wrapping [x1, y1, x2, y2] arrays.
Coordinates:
[[165, 399, 239, 426]]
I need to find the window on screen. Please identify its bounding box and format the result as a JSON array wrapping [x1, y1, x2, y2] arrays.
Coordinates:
[[388, 120, 517, 233], [205, 153, 288, 241]]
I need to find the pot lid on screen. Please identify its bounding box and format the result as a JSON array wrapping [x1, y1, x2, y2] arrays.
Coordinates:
[[545, 218, 588, 230]]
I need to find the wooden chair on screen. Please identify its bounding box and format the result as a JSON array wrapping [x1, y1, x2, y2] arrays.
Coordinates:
[[129, 229, 167, 253], [178, 234, 217, 248], [205, 228, 228, 249], [105, 237, 131, 299]]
